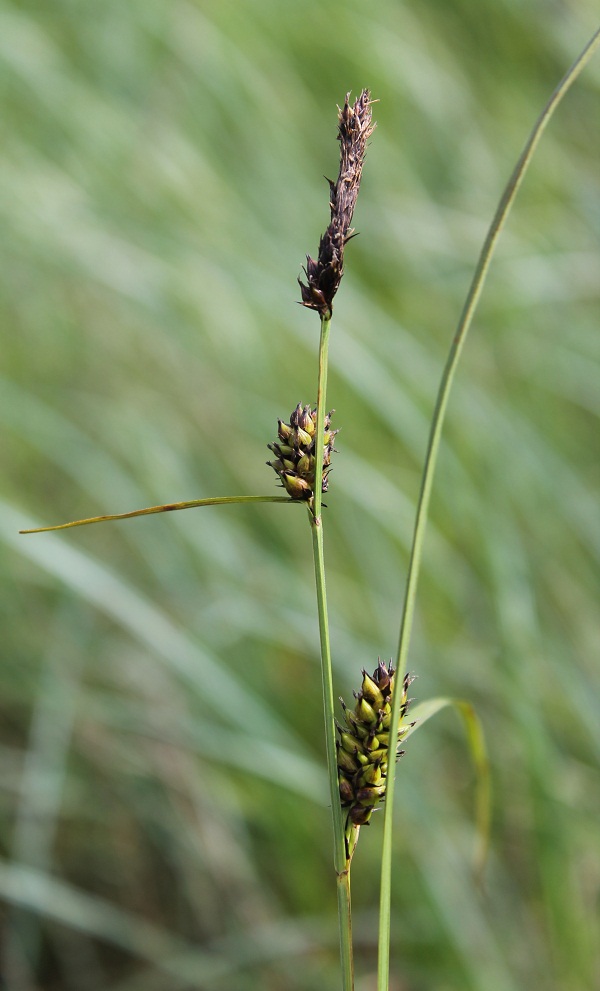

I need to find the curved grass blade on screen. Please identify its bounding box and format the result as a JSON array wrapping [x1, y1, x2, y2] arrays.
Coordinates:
[[377, 25, 600, 991], [405, 697, 491, 878]]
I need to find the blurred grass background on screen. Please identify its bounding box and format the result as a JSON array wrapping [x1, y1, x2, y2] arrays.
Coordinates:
[[1, 1, 599, 989]]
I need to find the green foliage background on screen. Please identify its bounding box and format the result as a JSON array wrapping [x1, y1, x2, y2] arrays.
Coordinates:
[[1, 2, 599, 989]]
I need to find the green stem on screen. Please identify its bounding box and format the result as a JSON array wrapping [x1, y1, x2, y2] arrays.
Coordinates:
[[309, 314, 354, 990], [312, 314, 331, 525], [337, 869, 354, 989], [19, 495, 294, 534], [376, 27, 600, 991]]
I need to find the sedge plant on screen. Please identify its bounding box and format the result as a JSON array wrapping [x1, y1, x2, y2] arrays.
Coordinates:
[[21, 27, 600, 991]]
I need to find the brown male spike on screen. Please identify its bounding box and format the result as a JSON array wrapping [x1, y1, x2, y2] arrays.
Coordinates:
[[299, 89, 375, 319]]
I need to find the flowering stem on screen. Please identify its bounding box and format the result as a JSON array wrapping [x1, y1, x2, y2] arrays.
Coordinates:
[[376, 26, 600, 991], [309, 314, 354, 990], [311, 313, 330, 525]]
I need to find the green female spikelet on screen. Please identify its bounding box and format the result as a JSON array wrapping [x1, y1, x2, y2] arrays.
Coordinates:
[[267, 403, 338, 502], [337, 662, 414, 859]]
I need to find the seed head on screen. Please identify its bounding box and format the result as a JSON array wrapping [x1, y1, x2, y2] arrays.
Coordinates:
[[337, 661, 415, 858], [267, 403, 338, 502]]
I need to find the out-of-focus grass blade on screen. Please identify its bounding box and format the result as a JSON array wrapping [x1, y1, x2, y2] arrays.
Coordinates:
[[0, 859, 212, 974], [0, 860, 326, 984], [86, 693, 327, 803], [1, 501, 304, 752]]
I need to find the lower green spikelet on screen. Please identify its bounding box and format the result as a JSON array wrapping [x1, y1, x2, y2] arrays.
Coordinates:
[[337, 662, 415, 862]]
